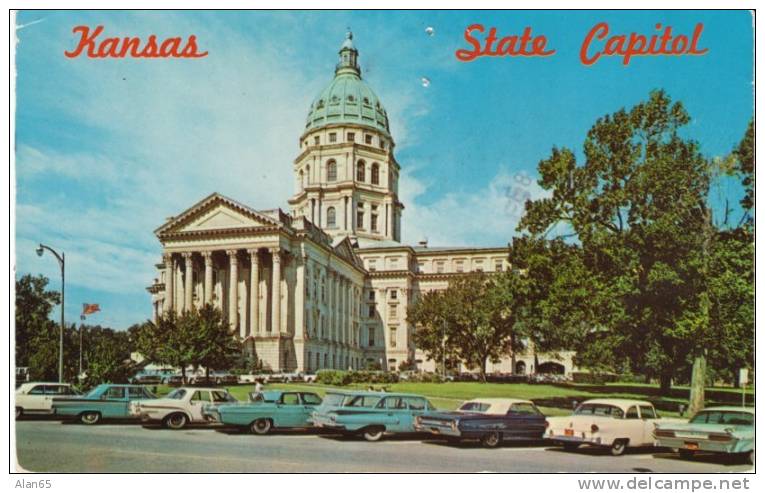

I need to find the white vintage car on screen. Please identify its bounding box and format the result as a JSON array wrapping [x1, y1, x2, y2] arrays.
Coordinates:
[[128, 387, 237, 429], [546, 398, 678, 455], [15, 382, 80, 418]]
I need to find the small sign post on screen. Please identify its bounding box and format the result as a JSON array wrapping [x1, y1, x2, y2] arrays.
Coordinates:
[[739, 368, 749, 407]]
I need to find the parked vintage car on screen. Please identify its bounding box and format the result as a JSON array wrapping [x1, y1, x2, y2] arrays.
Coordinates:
[[205, 390, 323, 434], [415, 398, 547, 448], [546, 399, 677, 456], [128, 387, 237, 429], [654, 407, 754, 464], [130, 373, 163, 385], [15, 382, 80, 418], [162, 374, 185, 386], [312, 391, 436, 441], [52, 384, 157, 424]]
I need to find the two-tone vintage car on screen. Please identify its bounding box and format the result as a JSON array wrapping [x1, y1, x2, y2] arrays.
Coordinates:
[[128, 387, 237, 429], [312, 391, 436, 442], [15, 382, 80, 418], [654, 407, 754, 464], [546, 399, 679, 456], [204, 390, 323, 434], [414, 398, 547, 448], [52, 384, 157, 424]]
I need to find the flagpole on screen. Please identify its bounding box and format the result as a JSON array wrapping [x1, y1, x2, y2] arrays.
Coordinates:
[[79, 324, 83, 377]]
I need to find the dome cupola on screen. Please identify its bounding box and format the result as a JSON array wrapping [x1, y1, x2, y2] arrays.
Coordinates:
[[304, 32, 390, 136]]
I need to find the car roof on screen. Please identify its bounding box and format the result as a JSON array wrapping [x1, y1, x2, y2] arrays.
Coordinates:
[[581, 398, 654, 410], [177, 387, 227, 392], [328, 391, 426, 398], [464, 398, 532, 405], [697, 406, 754, 413]]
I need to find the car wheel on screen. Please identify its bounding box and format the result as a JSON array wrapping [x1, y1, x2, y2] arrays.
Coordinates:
[[251, 418, 272, 435], [80, 411, 101, 425], [610, 439, 628, 456], [15, 407, 22, 419], [678, 449, 695, 460], [362, 427, 385, 442], [480, 431, 502, 448], [164, 413, 188, 430], [563, 443, 580, 452]]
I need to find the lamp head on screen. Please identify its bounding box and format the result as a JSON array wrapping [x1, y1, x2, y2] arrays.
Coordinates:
[[36, 245, 44, 257]]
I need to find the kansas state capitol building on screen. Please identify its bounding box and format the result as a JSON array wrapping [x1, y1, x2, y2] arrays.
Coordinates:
[[147, 33, 572, 375]]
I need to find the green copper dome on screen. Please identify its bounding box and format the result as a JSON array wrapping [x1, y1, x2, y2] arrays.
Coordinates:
[[305, 32, 390, 136]]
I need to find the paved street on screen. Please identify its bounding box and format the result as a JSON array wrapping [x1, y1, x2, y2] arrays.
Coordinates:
[[15, 419, 752, 473]]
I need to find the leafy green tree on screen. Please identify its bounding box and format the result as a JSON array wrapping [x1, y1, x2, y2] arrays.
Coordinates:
[[15, 274, 60, 368], [733, 119, 753, 216], [193, 305, 242, 380], [80, 325, 136, 388], [408, 273, 522, 381]]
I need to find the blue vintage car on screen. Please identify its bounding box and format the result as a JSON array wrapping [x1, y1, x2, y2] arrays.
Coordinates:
[[312, 391, 436, 441], [415, 398, 547, 448], [52, 384, 157, 424], [654, 407, 754, 464], [205, 390, 323, 434]]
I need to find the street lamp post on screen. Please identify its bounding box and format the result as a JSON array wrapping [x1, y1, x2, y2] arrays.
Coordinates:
[[36, 244, 65, 383]]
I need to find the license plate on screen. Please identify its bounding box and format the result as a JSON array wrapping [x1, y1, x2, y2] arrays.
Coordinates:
[[564, 429, 574, 436], [683, 442, 699, 450]]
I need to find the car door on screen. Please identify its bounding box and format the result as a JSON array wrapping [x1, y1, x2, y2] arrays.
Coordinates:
[[299, 393, 322, 425], [638, 405, 659, 446], [100, 387, 128, 417], [619, 405, 646, 445], [379, 396, 408, 432], [22, 385, 47, 410], [402, 397, 429, 432], [276, 392, 304, 427], [188, 390, 212, 421]]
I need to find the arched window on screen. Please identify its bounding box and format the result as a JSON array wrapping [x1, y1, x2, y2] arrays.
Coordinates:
[[327, 160, 337, 182], [327, 207, 336, 228], [356, 160, 366, 182], [305, 164, 310, 185], [371, 163, 380, 185], [298, 170, 304, 191]]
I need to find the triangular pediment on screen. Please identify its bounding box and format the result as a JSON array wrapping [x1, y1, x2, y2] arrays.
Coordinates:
[[333, 236, 364, 268], [155, 193, 281, 237]]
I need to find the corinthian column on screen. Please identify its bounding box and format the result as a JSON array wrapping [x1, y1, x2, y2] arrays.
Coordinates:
[[270, 248, 282, 334], [203, 251, 213, 305], [182, 252, 194, 311], [227, 250, 239, 331], [248, 249, 260, 337], [163, 253, 174, 314]]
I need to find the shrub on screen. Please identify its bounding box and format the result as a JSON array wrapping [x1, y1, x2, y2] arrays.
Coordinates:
[[571, 372, 620, 384]]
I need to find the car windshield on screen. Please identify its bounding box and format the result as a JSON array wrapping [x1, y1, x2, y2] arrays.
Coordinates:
[[85, 386, 106, 398], [166, 389, 187, 400], [574, 404, 625, 418], [690, 411, 753, 426]]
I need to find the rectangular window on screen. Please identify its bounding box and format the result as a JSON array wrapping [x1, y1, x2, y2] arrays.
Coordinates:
[[369, 290, 375, 301], [495, 260, 503, 272], [347, 132, 355, 142], [314, 136, 320, 145], [365, 134, 373, 145], [371, 214, 378, 232], [455, 261, 464, 273], [357, 208, 365, 229], [390, 290, 397, 300], [389, 327, 397, 348], [368, 327, 375, 346], [380, 140, 386, 150], [329, 132, 337, 143], [388, 304, 397, 319], [417, 262, 425, 273], [368, 259, 376, 272], [368, 305, 375, 318], [436, 261, 445, 273]]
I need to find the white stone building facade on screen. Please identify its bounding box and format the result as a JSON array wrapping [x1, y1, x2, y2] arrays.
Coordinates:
[[147, 33, 575, 375]]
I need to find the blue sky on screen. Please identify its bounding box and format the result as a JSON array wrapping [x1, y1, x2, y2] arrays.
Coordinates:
[[14, 10, 753, 329]]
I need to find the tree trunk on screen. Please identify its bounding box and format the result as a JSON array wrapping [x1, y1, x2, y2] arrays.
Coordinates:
[[181, 366, 186, 384], [479, 357, 488, 383], [659, 371, 673, 394], [689, 349, 707, 416]]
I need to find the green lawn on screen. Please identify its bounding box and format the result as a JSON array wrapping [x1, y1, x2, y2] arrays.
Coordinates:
[[153, 381, 753, 418]]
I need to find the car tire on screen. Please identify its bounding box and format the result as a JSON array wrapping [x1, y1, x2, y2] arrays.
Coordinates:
[[15, 407, 22, 419], [563, 443, 580, 452], [251, 418, 272, 435], [164, 413, 188, 430], [80, 411, 101, 425], [610, 439, 628, 456], [362, 427, 385, 442], [480, 431, 502, 448], [678, 449, 695, 460]]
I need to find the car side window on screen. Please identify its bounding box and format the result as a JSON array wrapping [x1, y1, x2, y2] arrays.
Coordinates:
[[104, 387, 125, 399], [281, 393, 300, 405], [128, 387, 146, 399], [626, 406, 639, 419], [383, 397, 406, 409], [639, 406, 656, 419], [191, 391, 211, 403], [211, 391, 231, 403], [29, 385, 45, 395], [300, 393, 322, 405], [403, 397, 427, 410]]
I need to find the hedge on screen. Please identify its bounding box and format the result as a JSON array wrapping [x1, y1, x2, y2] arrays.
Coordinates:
[[316, 370, 400, 386]]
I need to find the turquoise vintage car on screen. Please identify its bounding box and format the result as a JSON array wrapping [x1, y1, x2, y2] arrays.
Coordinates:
[[52, 384, 157, 424], [205, 390, 322, 434], [312, 391, 436, 441], [654, 407, 754, 464]]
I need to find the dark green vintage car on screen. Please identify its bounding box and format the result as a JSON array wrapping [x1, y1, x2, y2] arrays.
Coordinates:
[[53, 384, 157, 424], [204, 390, 323, 434]]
